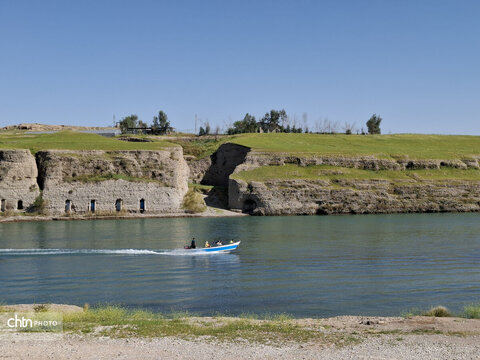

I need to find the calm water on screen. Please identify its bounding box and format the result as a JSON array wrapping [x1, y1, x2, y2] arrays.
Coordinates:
[[0, 213, 479, 317]]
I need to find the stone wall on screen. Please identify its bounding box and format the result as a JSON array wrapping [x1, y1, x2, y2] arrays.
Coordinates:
[[0, 150, 40, 211], [0, 148, 189, 215], [36, 149, 189, 214]]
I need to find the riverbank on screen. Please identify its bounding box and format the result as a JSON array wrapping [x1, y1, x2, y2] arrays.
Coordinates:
[[0, 206, 246, 223], [2, 132, 480, 217], [1, 305, 479, 360]]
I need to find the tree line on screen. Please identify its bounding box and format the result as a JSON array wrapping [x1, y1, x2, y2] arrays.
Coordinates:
[[118, 111, 173, 135], [118, 109, 382, 135], [227, 110, 382, 135]]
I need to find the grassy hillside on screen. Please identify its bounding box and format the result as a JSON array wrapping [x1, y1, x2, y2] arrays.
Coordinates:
[[1, 132, 479, 161], [0, 131, 176, 153], [168, 136, 231, 159], [230, 133, 480, 160], [228, 134, 480, 183]]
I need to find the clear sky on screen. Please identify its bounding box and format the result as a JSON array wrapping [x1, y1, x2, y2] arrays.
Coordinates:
[[1, 0, 479, 134]]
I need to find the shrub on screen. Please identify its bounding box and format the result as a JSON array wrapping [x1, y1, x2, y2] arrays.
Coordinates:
[[424, 306, 451, 317], [28, 194, 48, 215], [34, 304, 49, 313], [463, 303, 480, 319], [182, 189, 207, 213]]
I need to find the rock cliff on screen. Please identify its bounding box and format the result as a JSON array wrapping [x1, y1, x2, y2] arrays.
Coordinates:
[[0, 148, 189, 215], [229, 177, 480, 215], [2, 140, 480, 218], [0, 150, 40, 211], [227, 150, 480, 216], [36, 149, 189, 214], [234, 152, 480, 172]]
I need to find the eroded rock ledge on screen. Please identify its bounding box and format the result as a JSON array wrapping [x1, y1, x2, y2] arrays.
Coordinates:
[[227, 151, 480, 216], [229, 178, 480, 215], [0, 149, 189, 215]]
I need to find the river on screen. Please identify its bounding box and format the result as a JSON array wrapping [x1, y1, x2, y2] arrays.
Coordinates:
[[0, 213, 479, 317]]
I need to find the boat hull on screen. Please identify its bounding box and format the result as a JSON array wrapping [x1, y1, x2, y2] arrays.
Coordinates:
[[187, 241, 240, 253]]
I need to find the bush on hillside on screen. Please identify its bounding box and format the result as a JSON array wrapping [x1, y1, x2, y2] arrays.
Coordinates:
[[182, 189, 207, 213]]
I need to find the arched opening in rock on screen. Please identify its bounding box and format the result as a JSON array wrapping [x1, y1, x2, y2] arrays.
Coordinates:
[[17, 200, 23, 210], [115, 199, 123, 212], [90, 200, 96, 212], [201, 143, 251, 187], [242, 199, 257, 214], [1, 199, 5, 212], [139, 198, 145, 213], [65, 200, 72, 213]]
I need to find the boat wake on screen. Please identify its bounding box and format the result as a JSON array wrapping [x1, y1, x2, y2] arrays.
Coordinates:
[[0, 248, 229, 256]]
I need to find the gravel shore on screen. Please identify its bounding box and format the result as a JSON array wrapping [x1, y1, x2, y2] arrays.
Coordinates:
[[1, 314, 479, 360]]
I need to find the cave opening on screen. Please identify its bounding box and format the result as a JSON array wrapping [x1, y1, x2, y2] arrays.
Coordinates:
[[242, 199, 257, 214]]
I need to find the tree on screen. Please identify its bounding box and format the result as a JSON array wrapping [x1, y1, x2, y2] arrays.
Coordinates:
[[227, 113, 258, 134], [260, 109, 287, 132], [198, 126, 206, 136], [366, 114, 382, 134], [205, 122, 211, 135], [152, 110, 172, 134], [119, 114, 138, 134], [138, 120, 148, 128]]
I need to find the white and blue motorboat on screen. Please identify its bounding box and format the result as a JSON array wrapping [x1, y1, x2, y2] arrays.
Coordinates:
[[185, 241, 241, 254]]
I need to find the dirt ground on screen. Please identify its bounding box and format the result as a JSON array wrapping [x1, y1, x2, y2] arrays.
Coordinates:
[[1, 312, 479, 360]]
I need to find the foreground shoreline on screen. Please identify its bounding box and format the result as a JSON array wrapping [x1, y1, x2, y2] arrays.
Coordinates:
[[1, 304, 479, 359]]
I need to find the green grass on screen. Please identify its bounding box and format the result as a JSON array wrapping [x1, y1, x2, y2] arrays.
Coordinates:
[[463, 303, 480, 319], [169, 136, 232, 159], [0, 131, 176, 153], [2, 132, 479, 161], [189, 183, 214, 193], [402, 304, 480, 319], [231, 164, 480, 183], [230, 133, 480, 160], [62, 306, 348, 345]]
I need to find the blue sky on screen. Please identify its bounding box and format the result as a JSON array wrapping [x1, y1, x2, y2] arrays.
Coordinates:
[[0, 0, 479, 134]]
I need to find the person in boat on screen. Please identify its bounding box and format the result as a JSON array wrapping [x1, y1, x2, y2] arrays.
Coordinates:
[[204, 241, 211, 248], [190, 237, 196, 249], [216, 241, 223, 246], [229, 240, 234, 244]]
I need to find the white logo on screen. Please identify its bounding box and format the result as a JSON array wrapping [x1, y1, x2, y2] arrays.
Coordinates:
[[1, 312, 63, 332]]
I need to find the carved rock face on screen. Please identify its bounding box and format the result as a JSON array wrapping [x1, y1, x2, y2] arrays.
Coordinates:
[[0, 150, 40, 211], [0, 148, 189, 215], [35, 149, 189, 214]]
